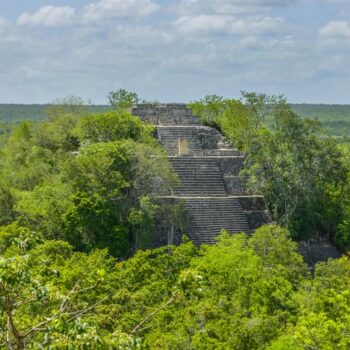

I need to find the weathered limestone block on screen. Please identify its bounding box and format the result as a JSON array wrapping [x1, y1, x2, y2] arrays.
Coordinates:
[[218, 157, 245, 176], [132, 104, 200, 126], [223, 176, 248, 195], [245, 211, 271, 231], [238, 197, 266, 211]]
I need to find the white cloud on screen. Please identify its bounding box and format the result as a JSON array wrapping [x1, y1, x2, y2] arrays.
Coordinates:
[[0, 0, 349, 104], [17, 6, 75, 27], [319, 21, 350, 38], [83, 0, 160, 22], [178, 0, 296, 15], [175, 15, 285, 35]]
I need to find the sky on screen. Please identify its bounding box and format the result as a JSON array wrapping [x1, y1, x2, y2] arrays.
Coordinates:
[[0, 0, 349, 104]]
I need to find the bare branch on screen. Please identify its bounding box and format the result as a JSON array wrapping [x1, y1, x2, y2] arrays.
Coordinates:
[[66, 296, 108, 323], [5, 318, 14, 350], [131, 297, 174, 334], [14, 296, 37, 307], [1, 282, 22, 343], [71, 284, 97, 295], [20, 280, 81, 338], [1, 278, 104, 348]]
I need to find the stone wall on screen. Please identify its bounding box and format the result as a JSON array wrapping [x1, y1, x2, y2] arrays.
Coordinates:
[[132, 104, 200, 125]]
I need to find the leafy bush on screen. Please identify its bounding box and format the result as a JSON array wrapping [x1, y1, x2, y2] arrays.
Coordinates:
[[1, 225, 349, 349]]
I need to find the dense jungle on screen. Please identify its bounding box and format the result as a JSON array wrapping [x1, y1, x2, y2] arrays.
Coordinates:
[[1, 91, 350, 349]]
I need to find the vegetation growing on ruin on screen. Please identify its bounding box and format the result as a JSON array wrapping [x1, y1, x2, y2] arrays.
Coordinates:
[[1, 90, 350, 348]]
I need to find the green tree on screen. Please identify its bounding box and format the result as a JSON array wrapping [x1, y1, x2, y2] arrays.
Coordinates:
[[0, 181, 15, 226], [74, 110, 154, 145], [15, 178, 73, 240], [108, 89, 139, 110], [0, 122, 56, 191], [156, 199, 188, 246], [335, 149, 350, 249], [1, 108, 178, 257], [0, 231, 140, 349], [217, 99, 257, 150], [188, 93, 268, 151], [142, 227, 306, 349], [188, 94, 226, 127], [44, 95, 91, 120], [1, 224, 350, 350], [32, 113, 80, 152], [59, 140, 177, 256], [243, 101, 347, 239]]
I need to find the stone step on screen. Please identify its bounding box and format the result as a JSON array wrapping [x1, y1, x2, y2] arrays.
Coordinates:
[[170, 157, 227, 196], [167, 150, 244, 157], [182, 197, 251, 244]]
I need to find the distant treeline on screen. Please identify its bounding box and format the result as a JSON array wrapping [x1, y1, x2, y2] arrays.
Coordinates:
[[0, 103, 350, 138], [0, 104, 111, 147], [291, 104, 350, 138], [0, 104, 110, 122]]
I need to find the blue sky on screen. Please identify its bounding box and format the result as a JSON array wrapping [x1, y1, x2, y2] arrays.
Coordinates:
[[0, 0, 349, 104]]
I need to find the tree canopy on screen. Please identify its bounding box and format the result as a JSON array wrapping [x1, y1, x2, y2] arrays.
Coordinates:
[[1, 224, 349, 349], [107, 89, 139, 110], [0, 108, 178, 257]]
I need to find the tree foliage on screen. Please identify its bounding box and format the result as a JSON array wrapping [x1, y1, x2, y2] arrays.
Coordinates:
[[108, 89, 139, 110], [74, 110, 153, 145], [244, 101, 347, 240], [0, 109, 178, 257], [44, 95, 91, 120], [1, 224, 349, 349]]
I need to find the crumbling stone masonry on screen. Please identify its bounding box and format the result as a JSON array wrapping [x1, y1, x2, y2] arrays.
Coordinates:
[[132, 103, 269, 246]]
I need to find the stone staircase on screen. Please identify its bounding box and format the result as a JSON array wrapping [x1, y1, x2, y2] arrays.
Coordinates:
[[170, 157, 227, 196], [185, 198, 251, 245], [132, 104, 269, 246]]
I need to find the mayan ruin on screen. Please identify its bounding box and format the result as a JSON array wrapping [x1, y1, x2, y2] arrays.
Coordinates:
[[132, 104, 269, 246]]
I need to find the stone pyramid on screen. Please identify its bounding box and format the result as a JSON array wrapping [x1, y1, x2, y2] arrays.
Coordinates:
[[132, 104, 269, 246]]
